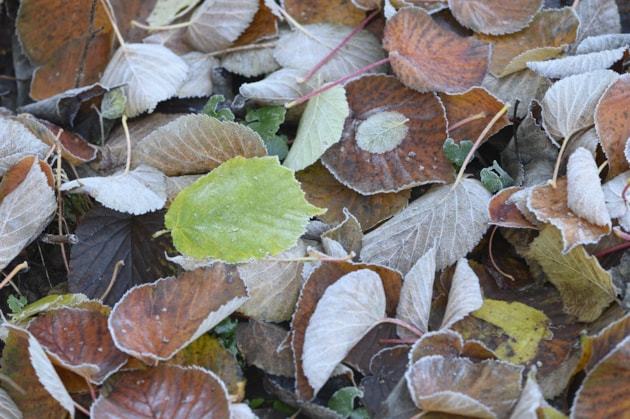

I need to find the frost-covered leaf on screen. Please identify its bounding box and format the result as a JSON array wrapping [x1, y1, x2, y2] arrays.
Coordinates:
[[525, 225, 616, 322], [541, 69, 618, 144], [302, 269, 386, 397], [165, 156, 325, 262], [396, 247, 436, 338], [577, 34, 630, 54], [527, 47, 627, 79], [361, 179, 492, 274], [177, 52, 217, 98], [109, 264, 248, 362], [448, 0, 542, 35], [60, 165, 167, 216], [185, 0, 259, 52], [573, 0, 621, 47], [237, 240, 307, 322], [0, 387, 21, 419], [566, 147, 611, 227], [596, 74, 630, 179], [133, 114, 267, 176], [0, 157, 56, 270], [221, 44, 279, 78], [283, 84, 349, 171], [239, 67, 318, 106], [509, 370, 546, 418], [147, 0, 199, 26], [482, 70, 551, 120], [100, 43, 188, 117], [406, 355, 523, 417], [0, 119, 49, 175], [603, 171, 630, 230], [273, 23, 385, 80], [440, 259, 484, 330]]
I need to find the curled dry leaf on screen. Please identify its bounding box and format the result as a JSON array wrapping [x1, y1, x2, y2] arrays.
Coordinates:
[[406, 355, 523, 417], [528, 47, 627, 79], [577, 34, 630, 54], [0, 156, 56, 270], [100, 43, 188, 117], [108, 264, 248, 363], [185, 0, 259, 52], [133, 113, 267, 176], [90, 364, 230, 418], [361, 178, 492, 274], [60, 165, 167, 216], [27, 306, 128, 385], [566, 147, 611, 227], [448, 0, 542, 35], [440, 259, 484, 330], [302, 269, 386, 398], [595, 74, 630, 179], [383, 7, 490, 93], [239, 67, 319, 106], [321, 75, 450, 194], [488, 187, 537, 229]]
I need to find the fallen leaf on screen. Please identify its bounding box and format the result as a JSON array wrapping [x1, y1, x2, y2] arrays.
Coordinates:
[[60, 165, 167, 216], [448, 0, 542, 35], [488, 187, 537, 228], [132, 114, 267, 176], [147, 0, 199, 26], [321, 209, 362, 259], [440, 258, 484, 330], [383, 7, 490, 93], [176, 52, 218, 98], [236, 319, 295, 377], [0, 118, 49, 176], [528, 47, 627, 79], [361, 178, 492, 273], [602, 171, 630, 230], [108, 264, 248, 363], [283, 84, 349, 171], [0, 388, 21, 419], [577, 33, 630, 54], [100, 43, 188, 117], [283, 0, 366, 25], [573, 0, 622, 47], [90, 364, 230, 417], [524, 225, 616, 322], [165, 156, 324, 263], [302, 269, 386, 398], [239, 67, 320, 105], [566, 147, 611, 227]]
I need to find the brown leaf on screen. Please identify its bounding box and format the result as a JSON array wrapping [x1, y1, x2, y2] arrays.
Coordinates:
[[579, 313, 630, 374], [449, 0, 542, 35], [27, 306, 128, 384], [295, 161, 410, 231], [91, 364, 230, 417], [595, 73, 630, 179], [383, 7, 490, 93], [488, 187, 537, 228], [236, 319, 295, 377], [283, 0, 366, 25], [16, 0, 114, 99], [321, 75, 450, 194], [232, 0, 278, 46], [109, 264, 248, 363]]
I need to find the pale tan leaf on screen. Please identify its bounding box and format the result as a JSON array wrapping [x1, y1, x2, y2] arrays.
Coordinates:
[[147, 0, 200, 26], [566, 147, 611, 227], [396, 247, 436, 338], [541, 69, 618, 144], [185, 0, 259, 52], [361, 179, 492, 274], [221, 44, 280, 78], [602, 171, 630, 231], [448, 0, 542, 35], [237, 240, 307, 322], [133, 114, 266, 176], [527, 47, 627, 79], [177, 52, 218, 98], [440, 259, 484, 330], [0, 119, 49, 176], [60, 165, 167, 216], [239, 67, 318, 106], [0, 158, 56, 270], [100, 43, 188, 117], [524, 225, 616, 322], [482, 70, 551, 120], [302, 269, 386, 397], [573, 0, 622, 47]]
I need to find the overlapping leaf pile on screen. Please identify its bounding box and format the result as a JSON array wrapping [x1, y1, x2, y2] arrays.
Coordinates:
[[1, 0, 630, 417]]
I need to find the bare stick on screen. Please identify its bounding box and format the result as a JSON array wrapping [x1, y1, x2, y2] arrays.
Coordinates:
[[449, 112, 486, 132], [0, 262, 28, 290]]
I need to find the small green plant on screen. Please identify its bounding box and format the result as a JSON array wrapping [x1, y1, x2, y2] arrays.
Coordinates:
[[328, 387, 369, 419], [481, 160, 514, 193], [244, 106, 289, 159], [212, 317, 239, 355], [7, 294, 28, 314], [202, 95, 235, 121], [443, 137, 474, 170]]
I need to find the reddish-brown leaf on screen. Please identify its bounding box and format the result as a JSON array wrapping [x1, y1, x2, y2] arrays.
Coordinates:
[[321, 75, 450, 194], [449, 0, 542, 35], [383, 7, 490, 93], [488, 187, 537, 229]]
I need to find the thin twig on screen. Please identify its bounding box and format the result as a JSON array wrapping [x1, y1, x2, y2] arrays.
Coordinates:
[[99, 260, 124, 302], [0, 262, 28, 290]]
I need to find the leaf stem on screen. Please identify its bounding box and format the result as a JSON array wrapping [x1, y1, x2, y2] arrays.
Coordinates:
[[371, 317, 424, 337], [99, 0, 126, 50], [488, 225, 515, 281], [99, 260, 124, 302], [454, 104, 509, 185], [550, 133, 572, 189], [298, 9, 380, 83], [286, 57, 390, 108], [122, 115, 131, 173], [449, 112, 486, 132], [0, 262, 28, 291], [131, 19, 192, 31]]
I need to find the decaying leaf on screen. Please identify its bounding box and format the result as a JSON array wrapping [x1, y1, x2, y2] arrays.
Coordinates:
[[361, 179, 492, 273], [524, 225, 616, 322]]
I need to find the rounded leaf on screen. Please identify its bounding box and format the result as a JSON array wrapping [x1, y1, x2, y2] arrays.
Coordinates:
[[448, 0, 542, 35]]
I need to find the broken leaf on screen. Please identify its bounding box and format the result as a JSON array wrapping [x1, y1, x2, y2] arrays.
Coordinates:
[[60, 165, 167, 216], [566, 147, 611, 227], [0, 157, 56, 270], [165, 156, 325, 263], [448, 0, 542, 35], [283, 84, 349, 171], [524, 225, 616, 322], [383, 7, 490, 93], [132, 114, 267, 176], [100, 43, 188, 117], [302, 269, 386, 398], [361, 178, 492, 273], [108, 264, 248, 362]]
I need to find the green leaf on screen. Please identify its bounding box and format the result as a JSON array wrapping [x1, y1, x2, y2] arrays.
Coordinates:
[[245, 106, 286, 142], [329, 387, 364, 418], [165, 156, 325, 263], [202, 94, 235, 121], [283, 84, 349, 171], [7, 295, 27, 314], [443, 138, 474, 169], [481, 160, 514, 193], [265, 135, 289, 160]]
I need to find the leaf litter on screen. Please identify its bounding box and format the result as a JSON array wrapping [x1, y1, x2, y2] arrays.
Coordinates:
[[2, 0, 630, 417]]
